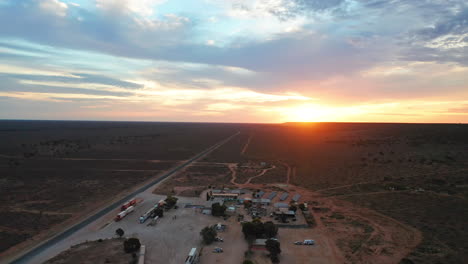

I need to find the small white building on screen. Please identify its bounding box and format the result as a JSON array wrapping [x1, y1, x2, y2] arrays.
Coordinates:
[[274, 203, 289, 208]]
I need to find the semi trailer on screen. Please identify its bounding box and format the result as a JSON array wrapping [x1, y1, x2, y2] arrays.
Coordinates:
[[115, 205, 134, 221], [121, 198, 137, 211]]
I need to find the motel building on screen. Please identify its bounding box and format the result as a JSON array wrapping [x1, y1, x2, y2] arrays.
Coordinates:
[[251, 239, 268, 251]]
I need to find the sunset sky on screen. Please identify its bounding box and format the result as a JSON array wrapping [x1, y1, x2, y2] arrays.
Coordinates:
[[0, 0, 467, 123]]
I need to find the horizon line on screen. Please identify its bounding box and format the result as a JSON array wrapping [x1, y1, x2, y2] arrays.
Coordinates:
[[0, 119, 466, 125]]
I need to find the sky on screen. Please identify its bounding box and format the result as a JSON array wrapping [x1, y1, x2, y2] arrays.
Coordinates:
[[0, 0, 467, 123]]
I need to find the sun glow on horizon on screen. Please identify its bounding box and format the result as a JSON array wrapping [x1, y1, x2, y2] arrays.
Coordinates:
[[279, 103, 369, 122]]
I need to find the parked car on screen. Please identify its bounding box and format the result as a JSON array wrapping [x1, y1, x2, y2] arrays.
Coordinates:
[[304, 239, 315, 245], [213, 247, 223, 253], [294, 241, 303, 245], [215, 237, 224, 242]]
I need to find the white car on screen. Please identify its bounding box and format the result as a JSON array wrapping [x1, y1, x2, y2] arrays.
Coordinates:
[[303, 239, 315, 245]]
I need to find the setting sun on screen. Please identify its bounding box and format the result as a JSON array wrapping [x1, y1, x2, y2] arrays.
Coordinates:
[[278, 103, 372, 123], [283, 104, 335, 122]]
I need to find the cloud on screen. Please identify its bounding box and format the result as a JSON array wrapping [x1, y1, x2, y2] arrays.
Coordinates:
[[96, 0, 167, 17], [446, 105, 468, 114], [413, 6, 468, 41], [38, 0, 68, 17], [0, 64, 80, 78], [223, 0, 345, 21], [1, 0, 468, 122]]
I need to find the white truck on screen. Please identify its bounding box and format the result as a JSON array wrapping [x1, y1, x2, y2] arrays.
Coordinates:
[[184, 248, 198, 264]]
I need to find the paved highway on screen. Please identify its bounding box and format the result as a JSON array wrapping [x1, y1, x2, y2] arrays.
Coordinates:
[[9, 132, 239, 264]]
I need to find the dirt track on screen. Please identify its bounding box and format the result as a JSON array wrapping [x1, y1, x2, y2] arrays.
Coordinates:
[[226, 167, 421, 264]]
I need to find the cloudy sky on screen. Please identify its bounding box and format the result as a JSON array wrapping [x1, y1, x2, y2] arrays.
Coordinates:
[[0, 0, 467, 123]]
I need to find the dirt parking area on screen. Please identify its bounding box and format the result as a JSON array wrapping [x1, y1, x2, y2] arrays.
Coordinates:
[[42, 192, 248, 264], [273, 228, 343, 264], [200, 217, 248, 264], [92, 194, 219, 264]]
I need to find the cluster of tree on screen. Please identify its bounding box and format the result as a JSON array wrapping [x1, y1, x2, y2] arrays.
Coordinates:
[[123, 238, 141, 253], [211, 202, 227, 216], [289, 204, 297, 212], [242, 220, 278, 240], [116, 228, 125, 238], [200, 226, 218, 244], [153, 207, 164, 218], [165, 195, 178, 208], [266, 239, 281, 263], [298, 203, 306, 211]]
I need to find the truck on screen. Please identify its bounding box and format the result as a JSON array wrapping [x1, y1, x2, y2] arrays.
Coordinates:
[[139, 207, 155, 223], [184, 248, 198, 264], [115, 205, 134, 221], [157, 199, 166, 207], [149, 215, 159, 226], [121, 198, 137, 211]]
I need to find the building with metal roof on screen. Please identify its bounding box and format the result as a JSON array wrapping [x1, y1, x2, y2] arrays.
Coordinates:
[[274, 202, 289, 208], [252, 198, 271, 205], [280, 192, 289, 201], [256, 191, 265, 198], [267, 191, 277, 200], [292, 194, 301, 202]]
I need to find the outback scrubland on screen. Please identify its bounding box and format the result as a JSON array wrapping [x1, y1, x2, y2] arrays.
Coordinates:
[[158, 122, 468, 263], [2, 121, 467, 264], [243, 123, 468, 264], [0, 121, 236, 256]]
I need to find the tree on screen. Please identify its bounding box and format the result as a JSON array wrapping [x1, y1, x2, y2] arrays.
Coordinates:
[[115, 228, 124, 238], [123, 238, 141, 253], [289, 204, 297, 212], [211, 202, 227, 216], [200, 226, 217, 244], [242, 221, 256, 240], [298, 203, 306, 211], [264, 221, 278, 238], [154, 207, 163, 217], [242, 219, 264, 239], [165, 195, 178, 208], [266, 239, 281, 263], [243, 260, 254, 264]]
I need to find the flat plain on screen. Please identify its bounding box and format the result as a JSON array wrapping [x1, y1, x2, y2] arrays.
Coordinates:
[[1, 121, 467, 264], [0, 120, 236, 258]]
